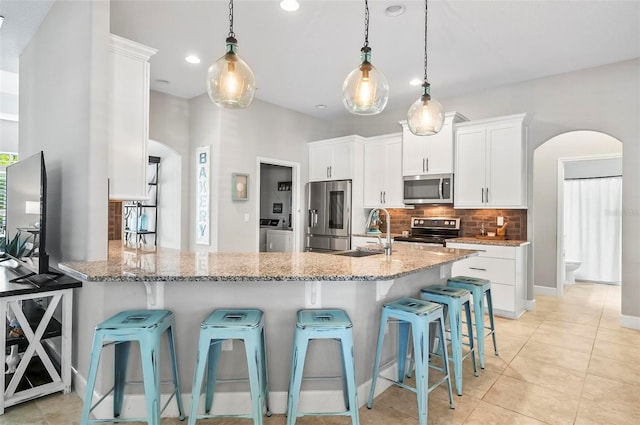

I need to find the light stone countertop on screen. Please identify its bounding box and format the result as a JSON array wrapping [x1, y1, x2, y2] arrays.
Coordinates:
[[58, 242, 478, 282], [447, 237, 530, 247]]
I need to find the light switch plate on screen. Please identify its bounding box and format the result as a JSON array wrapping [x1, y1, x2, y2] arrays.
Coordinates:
[[244, 213, 250, 222]]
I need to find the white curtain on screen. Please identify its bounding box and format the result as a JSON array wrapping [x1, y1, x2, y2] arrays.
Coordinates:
[[564, 177, 622, 283]]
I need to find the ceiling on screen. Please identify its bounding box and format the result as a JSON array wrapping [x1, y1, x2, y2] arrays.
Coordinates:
[[2, 1, 639, 120]]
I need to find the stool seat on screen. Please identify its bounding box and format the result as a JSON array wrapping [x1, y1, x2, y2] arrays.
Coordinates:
[[447, 276, 499, 369], [203, 309, 263, 328], [449, 276, 491, 288], [368, 297, 454, 425], [384, 297, 442, 315], [189, 309, 270, 425], [421, 285, 469, 298], [81, 310, 184, 425], [287, 309, 359, 425], [297, 309, 352, 328], [97, 309, 172, 329]]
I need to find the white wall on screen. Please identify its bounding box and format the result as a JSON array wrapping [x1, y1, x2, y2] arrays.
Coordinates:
[[19, 0, 110, 263], [533, 131, 621, 288], [0, 119, 19, 153], [148, 90, 190, 250], [330, 59, 640, 322], [189, 95, 329, 252]]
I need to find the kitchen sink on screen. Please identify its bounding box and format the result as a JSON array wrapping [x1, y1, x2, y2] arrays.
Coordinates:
[[334, 250, 383, 258]]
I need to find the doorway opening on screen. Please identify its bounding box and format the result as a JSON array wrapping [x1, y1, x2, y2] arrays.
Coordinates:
[[532, 130, 622, 298], [256, 158, 300, 252], [557, 155, 622, 295]]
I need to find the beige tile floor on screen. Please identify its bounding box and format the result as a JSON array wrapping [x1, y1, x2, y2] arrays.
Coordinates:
[[4, 282, 639, 425]]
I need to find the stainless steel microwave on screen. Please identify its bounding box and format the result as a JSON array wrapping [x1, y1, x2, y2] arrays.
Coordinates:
[[403, 173, 453, 204]]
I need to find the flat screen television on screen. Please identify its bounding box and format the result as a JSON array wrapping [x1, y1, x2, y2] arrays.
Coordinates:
[[3, 151, 49, 275]]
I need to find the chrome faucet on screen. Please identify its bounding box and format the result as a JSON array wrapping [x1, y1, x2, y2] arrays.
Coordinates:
[[366, 208, 392, 256]]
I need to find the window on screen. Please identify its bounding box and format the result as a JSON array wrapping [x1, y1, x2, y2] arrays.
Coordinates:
[[0, 152, 20, 237]]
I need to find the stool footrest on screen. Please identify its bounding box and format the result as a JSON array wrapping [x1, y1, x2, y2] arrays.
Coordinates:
[[194, 413, 257, 420], [293, 411, 354, 417]]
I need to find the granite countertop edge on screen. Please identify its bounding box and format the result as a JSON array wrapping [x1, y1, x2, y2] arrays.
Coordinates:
[[58, 245, 478, 283], [447, 237, 530, 247]]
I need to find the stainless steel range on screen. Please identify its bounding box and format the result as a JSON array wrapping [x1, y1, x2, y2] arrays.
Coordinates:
[[394, 217, 461, 246]]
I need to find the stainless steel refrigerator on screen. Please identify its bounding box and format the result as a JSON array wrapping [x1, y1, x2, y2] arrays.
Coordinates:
[[305, 180, 352, 252]]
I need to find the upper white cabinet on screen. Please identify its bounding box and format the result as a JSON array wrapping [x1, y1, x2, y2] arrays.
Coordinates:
[[308, 136, 365, 182], [108, 34, 157, 200], [454, 113, 527, 209], [363, 133, 404, 208], [400, 112, 468, 176]]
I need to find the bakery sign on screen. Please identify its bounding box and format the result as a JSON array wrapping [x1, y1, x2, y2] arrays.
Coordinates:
[[196, 145, 210, 245]]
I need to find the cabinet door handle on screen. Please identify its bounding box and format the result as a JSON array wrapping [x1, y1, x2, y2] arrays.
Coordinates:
[[423, 158, 426, 172], [485, 187, 489, 204], [326, 166, 329, 178], [383, 191, 386, 203], [329, 166, 332, 178], [481, 188, 484, 203], [469, 267, 487, 271], [380, 191, 383, 204], [426, 157, 429, 172]]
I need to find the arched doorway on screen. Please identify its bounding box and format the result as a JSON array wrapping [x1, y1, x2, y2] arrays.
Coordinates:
[[532, 130, 622, 296]]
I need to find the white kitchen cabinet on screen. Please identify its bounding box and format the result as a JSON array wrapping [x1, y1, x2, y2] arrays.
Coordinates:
[[108, 34, 157, 201], [400, 112, 468, 176], [447, 242, 528, 319], [266, 229, 293, 252], [363, 133, 404, 208], [308, 136, 364, 182], [352, 235, 384, 250], [454, 114, 527, 208]]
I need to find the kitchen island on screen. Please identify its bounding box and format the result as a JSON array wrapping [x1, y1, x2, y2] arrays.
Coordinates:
[[60, 243, 477, 419]]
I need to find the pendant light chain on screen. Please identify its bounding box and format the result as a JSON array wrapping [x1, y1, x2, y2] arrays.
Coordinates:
[[228, 0, 235, 39], [423, 0, 428, 82], [363, 0, 370, 48]]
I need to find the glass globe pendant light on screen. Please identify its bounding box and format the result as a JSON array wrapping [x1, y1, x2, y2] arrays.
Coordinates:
[[342, 0, 389, 115], [407, 0, 444, 135], [206, 0, 255, 109]]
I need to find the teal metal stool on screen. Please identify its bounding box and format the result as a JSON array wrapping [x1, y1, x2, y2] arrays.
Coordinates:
[[447, 276, 498, 369], [80, 310, 185, 425], [188, 309, 270, 425], [286, 309, 359, 425], [368, 297, 454, 425], [420, 286, 478, 396]]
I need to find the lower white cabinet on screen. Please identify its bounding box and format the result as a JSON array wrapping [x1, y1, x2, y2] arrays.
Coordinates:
[[447, 242, 528, 319], [266, 230, 293, 252]]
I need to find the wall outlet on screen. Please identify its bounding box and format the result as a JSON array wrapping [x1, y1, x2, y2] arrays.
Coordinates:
[[497, 216, 504, 226], [244, 213, 250, 222], [222, 339, 233, 351]]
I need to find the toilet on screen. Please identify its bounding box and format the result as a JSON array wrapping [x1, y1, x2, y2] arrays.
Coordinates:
[[565, 260, 582, 285]]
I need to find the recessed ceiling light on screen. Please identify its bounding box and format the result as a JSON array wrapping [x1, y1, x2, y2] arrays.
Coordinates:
[[280, 0, 300, 12], [409, 78, 422, 86], [385, 5, 405, 17], [154, 79, 170, 85], [185, 55, 201, 64], [315, 104, 327, 109]]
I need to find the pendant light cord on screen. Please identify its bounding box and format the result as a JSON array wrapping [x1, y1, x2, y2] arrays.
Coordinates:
[[363, 0, 370, 48], [423, 0, 428, 82], [228, 0, 235, 39]]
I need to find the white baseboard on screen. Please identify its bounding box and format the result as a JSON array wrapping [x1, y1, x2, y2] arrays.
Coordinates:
[[74, 362, 398, 419], [534, 285, 558, 297], [526, 299, 536, 311], [620, 314, 640, 330]]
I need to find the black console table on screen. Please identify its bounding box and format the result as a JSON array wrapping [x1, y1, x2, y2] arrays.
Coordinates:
[[0, 262, 81, 414]]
